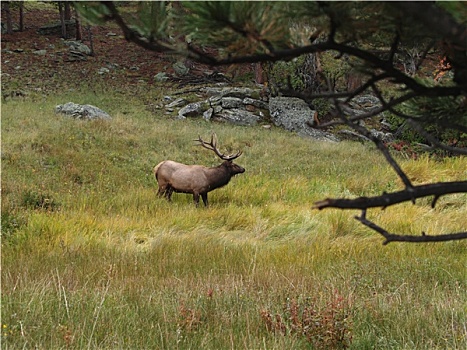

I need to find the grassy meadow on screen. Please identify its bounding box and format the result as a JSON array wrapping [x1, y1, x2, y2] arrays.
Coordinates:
[[1, 88, 466, 349]]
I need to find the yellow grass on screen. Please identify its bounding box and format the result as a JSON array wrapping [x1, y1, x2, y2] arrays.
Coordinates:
[[2, 92, 466, 349]]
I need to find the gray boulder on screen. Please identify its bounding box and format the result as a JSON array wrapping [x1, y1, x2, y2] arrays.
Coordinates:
[[213, 108, 260, 126], [269, 97, 338, 142], [200, 86, 261, 99], [55, 102, 111, 120], [348, 95, 381, 111], [203, 108, 214, 121], [243, 97, 269, 110], [341, 95, 382, 117], [172, 60, 190, 76], [221, 97, 244, 109], [166, 97, 188, 108], [63, 40, 91, 55], [154, 72, 168, 82], [177, 101, 208, 119], [37, 20, 76, 36], [33, 50, 47, 56]]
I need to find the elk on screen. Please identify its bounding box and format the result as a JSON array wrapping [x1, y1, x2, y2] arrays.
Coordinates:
[[154, 134, 245, 207]]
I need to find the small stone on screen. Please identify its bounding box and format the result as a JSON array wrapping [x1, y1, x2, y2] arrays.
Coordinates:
[[203, 108, 214, 121], [98, 67, 110, 75], [154, 72, 168, 82], [172, 60, 189, 76], [166, 98, 188, 108]]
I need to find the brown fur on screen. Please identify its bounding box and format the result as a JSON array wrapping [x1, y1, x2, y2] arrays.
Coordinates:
[[154, 160, 245, 206]]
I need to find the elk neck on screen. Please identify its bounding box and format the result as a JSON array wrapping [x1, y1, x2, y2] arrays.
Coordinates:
[[205, 161, 243, 189]]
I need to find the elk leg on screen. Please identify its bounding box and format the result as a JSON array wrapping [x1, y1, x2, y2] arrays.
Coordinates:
[[193, 193, 200, 207], [201, 193, 208, 207], [157, 186, 166, 197], [165, 186, 173, 201]]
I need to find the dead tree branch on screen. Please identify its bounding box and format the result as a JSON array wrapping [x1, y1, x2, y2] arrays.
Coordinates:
[[331, 97, 415, 189], [355, 210, 467, 244], [313, 181, 467, 210]]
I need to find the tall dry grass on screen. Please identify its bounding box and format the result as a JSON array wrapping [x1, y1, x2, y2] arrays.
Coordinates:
[[2, 91, 466, 349]]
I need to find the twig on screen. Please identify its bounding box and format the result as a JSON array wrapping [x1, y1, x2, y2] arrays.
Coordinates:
[[388, 32, 400, 65], [332, 97, 414, 189], [313, 181, 467, 210], [87, 266, 113, 350], [56, 268, 70, 319], [406, 119, 467, 155], [356, 210, 467, 244], [100, 2, 174, 53], [317, 92, 419, 128]]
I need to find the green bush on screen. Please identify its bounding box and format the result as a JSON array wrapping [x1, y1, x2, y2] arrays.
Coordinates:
[[1, 211, 27, 241], [21, 190, 60, 211], [387, 93, 467, 148]]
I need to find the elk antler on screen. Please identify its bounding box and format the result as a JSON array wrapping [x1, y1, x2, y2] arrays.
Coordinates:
[[195, 134, 242, 161]]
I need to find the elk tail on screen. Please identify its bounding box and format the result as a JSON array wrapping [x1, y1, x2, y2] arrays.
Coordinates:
[[153, 161, 164, 181]]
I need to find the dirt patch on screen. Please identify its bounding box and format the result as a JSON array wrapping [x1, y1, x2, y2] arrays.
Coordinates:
[[1, 3, 252, 97]]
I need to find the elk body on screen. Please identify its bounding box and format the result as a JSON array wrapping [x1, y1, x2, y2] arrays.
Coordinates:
[[154, 135, 245, 206]]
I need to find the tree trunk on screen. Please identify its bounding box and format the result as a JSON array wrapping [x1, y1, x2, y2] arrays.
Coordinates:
[[87, 25, 95, 56], [58, 2, 67, 39], [19, 1, 24, 32], [3, 2, 14, 34], [64, 2, 72, 20], [254, 63, 265, 84], [74, 6, 82, 40]]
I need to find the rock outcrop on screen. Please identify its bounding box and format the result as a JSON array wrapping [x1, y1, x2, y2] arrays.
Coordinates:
[[269, 97, 338, 142], [164, 87, 338, 141], [55, 102, 111, 120], [173, 87, 268, 127]]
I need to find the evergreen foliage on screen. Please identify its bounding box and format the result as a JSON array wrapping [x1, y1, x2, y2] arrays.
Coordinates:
[[182, 2, 291, 55]]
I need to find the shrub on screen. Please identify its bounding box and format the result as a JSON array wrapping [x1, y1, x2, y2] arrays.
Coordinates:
[[267, 54, 322, 93], [1, 211, 26, 241], [261, 291, 353, 349], [21, 190, 60, 211], [387, 90, 467, 148]]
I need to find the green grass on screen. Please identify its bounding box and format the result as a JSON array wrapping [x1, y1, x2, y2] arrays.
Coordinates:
[[2, 90, 467, 349]]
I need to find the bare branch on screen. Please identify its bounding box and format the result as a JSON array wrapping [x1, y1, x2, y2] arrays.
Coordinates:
[[388, 32, 400, 65], [332, 99, 414, 189], [356, 210, 467, 245], [317, 96, 413, 128], [415, 40, 436, 72], [406, 119, 467, 155], [100, 2, 175, 53], [313, 181, 467, 210], [199, 41, 462, 96], [97, 2, 465, 105]]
